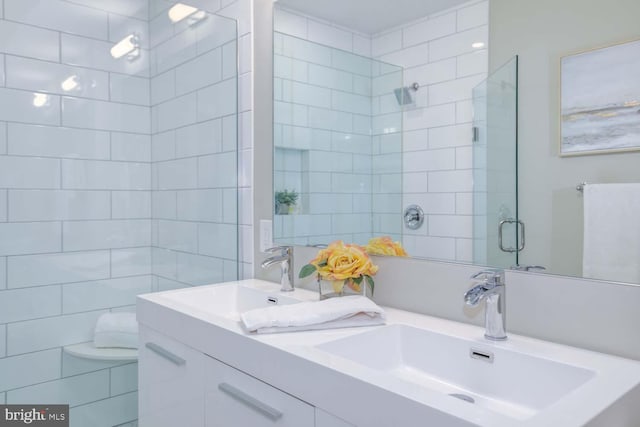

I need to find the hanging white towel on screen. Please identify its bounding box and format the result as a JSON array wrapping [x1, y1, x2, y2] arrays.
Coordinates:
[[241, 295, 385, 334], [583, 183, 640, 283]]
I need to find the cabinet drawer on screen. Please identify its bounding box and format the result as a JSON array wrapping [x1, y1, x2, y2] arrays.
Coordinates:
[[139, 326, 206, 427], [205, 355, 314, 427]]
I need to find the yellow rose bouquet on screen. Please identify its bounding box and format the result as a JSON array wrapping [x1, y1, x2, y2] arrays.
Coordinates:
[[299, 241, 379, 295], [365, 236, 408, 257]]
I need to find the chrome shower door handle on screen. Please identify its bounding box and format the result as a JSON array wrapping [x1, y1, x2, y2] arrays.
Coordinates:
[[498, 219, 525, 253], [517, 220, 525, 252], [498, 219, 515, 253]]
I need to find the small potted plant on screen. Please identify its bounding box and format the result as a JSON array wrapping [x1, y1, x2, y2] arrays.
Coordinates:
[[275, 189, 298, 215], [299, 240, 378, 299]]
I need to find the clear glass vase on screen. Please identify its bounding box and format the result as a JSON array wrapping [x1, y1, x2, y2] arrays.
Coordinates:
[[317, 275, 366, 300]]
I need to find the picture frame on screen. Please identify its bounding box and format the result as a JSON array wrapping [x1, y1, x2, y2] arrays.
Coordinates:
[[560, 38, 640, 156]]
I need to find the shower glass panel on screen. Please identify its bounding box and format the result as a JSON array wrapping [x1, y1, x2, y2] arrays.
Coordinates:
[[472, 56, 518, 267], [273, 31, 403, 246], [0, 1, 238, 425]]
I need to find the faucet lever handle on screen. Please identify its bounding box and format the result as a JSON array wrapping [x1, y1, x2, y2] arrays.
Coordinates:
[[470, 269, 504, 286], [264, 246, 292, 255]]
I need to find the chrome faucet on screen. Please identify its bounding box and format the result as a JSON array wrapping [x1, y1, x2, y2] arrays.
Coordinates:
[[464, 269, 507, 341], [261, 246, 294, 292]]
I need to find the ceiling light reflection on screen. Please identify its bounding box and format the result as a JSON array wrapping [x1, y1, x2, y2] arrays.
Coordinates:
[[33, 93, 49, 108], [168, 3, 199, 23], [189, 10, 207, 22], [61, 75, 79, 92], [110, 34, 140, 60]]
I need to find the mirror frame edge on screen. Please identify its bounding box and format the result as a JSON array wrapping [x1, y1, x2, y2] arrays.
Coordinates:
[[253, 0, 275, 279]]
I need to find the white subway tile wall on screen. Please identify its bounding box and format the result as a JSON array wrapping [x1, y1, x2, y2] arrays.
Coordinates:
[[373, 0, 488, 262], [6, 56, 110, 100], [0, 122, 6, 155], [8, 124, 110, 160], [0, 1, 245, 426], [0, 88, 61, 125], [69, 391, 138, 427], [0, 55, 5, 87], [0, 257, 6, 290], [0, 349, 62, 391], [0, 326, 6, 359], [273, 7, 403, 245], [0, 20, 60, 61], [7, 370, 111, 407], [8, 251, 109, 288]]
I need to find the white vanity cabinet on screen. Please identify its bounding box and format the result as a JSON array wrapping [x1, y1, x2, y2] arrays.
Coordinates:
[[139, 325, 349, 427], [204, 355, 314, 426], [316, 409, 355, 427], [138, 326, 206, 427]]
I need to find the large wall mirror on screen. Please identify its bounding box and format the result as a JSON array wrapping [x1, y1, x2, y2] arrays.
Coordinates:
[[270, 0, 640, 287]]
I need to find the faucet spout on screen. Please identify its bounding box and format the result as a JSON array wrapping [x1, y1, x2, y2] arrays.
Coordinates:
[[465, 269, 507, 341], [261, 246, 294, 292], [463, 284, 490, 306], [260, 255, 288, 269]]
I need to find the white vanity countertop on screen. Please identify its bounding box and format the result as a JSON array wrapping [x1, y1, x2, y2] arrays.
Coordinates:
[[137, 279, 640, 427]]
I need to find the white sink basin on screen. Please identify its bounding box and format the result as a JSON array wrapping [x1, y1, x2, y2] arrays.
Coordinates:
[[155, 283, 304, 322], [317, 324, 594, 420]]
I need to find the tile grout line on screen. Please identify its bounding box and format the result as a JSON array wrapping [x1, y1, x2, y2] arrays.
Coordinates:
[[106, 12, 110, 41], [5, 368, 136, 406], [1, 16, 152, 52], [0, 84, 151, 112], [3, 51, 149, 85]]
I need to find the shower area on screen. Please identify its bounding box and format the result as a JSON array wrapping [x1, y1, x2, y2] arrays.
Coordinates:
[[0, 1, 239, 426], [273, 31, 404, 246]]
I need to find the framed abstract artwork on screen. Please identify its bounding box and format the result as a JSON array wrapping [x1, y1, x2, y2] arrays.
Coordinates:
[[560, 39, 640, 156]]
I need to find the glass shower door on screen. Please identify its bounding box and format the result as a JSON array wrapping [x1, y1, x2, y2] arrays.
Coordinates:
[[473, 56, 519, 268], [0, 1, 238, 426], [150, 11, 240, 291]]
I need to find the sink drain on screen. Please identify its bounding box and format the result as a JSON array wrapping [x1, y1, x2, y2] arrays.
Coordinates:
[[449, 393, 475, 404]]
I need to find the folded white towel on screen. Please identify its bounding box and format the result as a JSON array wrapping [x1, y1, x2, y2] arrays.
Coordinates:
[[241, 295, 385, 334], [94, 312, 138, 349]]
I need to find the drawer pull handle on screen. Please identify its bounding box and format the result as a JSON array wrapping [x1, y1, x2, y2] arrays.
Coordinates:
[[145, 342, 186, 366], [218, 382, 283, 421]]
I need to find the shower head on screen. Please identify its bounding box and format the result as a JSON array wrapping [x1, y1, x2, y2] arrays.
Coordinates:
[[394, 87, 413, 105], [393, 82, 420, 106]]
